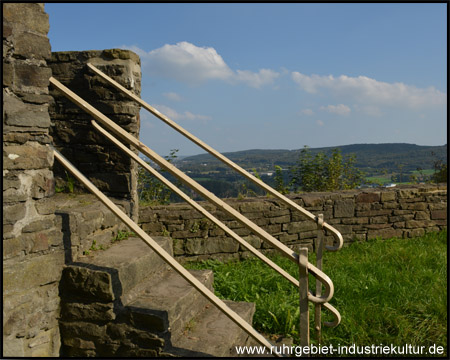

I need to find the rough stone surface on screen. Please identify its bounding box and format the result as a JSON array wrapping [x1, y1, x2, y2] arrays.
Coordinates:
[[3, 3, 61, 357], [48, 48, 141, 221], [57, 236, 254, 357], [138, 184, 447, 262]]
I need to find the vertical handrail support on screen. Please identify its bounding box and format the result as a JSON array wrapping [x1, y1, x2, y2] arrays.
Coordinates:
[[298, 247, 310, 353], [315, 214, 325, 344]]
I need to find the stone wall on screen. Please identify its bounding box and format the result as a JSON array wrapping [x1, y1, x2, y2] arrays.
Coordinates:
[[139, 184, 447, 262], [3, 3, 63, 356], [48, 49, 141, 221]]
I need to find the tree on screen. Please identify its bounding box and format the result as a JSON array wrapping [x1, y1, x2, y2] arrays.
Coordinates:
[[289, 146, 365, 192], [137, 149, 179, 205], [431, 151, 447, 184], [274, 165, 289, 194]]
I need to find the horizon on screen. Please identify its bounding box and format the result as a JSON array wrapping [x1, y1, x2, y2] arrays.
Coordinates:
[[179, 142, 448, 158], [46, 3, 447, 157]]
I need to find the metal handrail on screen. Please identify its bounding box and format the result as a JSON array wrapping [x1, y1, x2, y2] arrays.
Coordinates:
[[49, 71, 342, 349], [91, 119, 337, 306], [87, 63, 344, 252], [51, 146, 279, 355], [49, 76, 335, 286]]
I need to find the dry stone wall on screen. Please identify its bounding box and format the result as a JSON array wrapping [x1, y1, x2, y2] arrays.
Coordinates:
[[48, 49, 141, 221], [3, 3, 63, 356], [139, 184, 447, 263]]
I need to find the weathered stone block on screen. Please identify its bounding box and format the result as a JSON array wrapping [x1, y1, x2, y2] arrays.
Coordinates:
[[2, 3, 50, 34], [185, 238, 204, 255], [14, 64, 51, 90], [61, 302, 115, 322], [4, 96, 51, 127], [405, 220, 436, 229], [431, 210, 447, 220], [341, 217, 369, 225], [405, 228, 425, 238], [367, 227, 402, 240], [356, 192, 380, 203], [3, 62, 14, 87], [3, 252, 64, 296], [277, 233, 299, 243], [22, 217, 54, 233], [370, 216, 389, 224], [3, 143, 53, 170], [35, 197, 56, 215], [14, 32, 51, 60], [239, 201, 270, 213], [59, 266, 114, 302], [414, 211, 430, 220], [269, 214, 291, 224], [282, 221, 317, 234], [3, 237, 24, 259], [59, 321, 107, 341], [399, 202, 428, 211], [172, 238, 185, 255], [334, 200, 355, 218], [300, 194, 323, 207], [141, 222, 163, 233], [380, 191, 396, 202], [398, 188, 419, 199], [3, 202, 27, 224], [204, 237, 239, 254]]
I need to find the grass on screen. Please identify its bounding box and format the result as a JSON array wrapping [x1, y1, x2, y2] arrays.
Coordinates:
[[185, 230, 447, 355]]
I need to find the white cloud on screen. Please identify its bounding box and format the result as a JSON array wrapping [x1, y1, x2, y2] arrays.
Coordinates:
[[122, 42, 279, 88], [163, 92, 183, 102], [316, 119, 324, 126], [291, 72, 446, 109], [235, 69, 280, 88], [320, 104, 351, 116], [152, 104, 211, 123], [300, 108, 315, 116]]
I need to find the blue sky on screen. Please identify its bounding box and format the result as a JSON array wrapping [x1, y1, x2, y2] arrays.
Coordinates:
[[46, 3, 447, 156]]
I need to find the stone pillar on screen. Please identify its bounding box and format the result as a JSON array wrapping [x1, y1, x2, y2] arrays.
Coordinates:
[[3, 3, 63, 356], [48, 50, 141, 221]]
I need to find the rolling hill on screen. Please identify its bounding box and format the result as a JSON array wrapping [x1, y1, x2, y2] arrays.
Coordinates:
[[178, 143, 447, 175]]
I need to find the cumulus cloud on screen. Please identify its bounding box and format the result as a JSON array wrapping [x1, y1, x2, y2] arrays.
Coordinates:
[[122, 42, 279, 88], [320, 104, 351, 116], [291, 72, 446, 108], [163, 92, 183, 102], [152, 104, 211, 123], [235, 69, 280, 88]]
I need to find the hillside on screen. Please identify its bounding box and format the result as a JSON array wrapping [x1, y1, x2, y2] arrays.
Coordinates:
[[178, 143, 447, 174]]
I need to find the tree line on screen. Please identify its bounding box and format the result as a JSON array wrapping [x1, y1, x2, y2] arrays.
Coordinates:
[[137, 147, 447, 204]]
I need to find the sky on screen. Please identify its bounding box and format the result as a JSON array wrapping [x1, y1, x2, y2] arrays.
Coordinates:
[[46, 3, 447, 157]]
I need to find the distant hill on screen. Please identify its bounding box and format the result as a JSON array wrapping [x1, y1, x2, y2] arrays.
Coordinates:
[[178, 143, 447, 174]]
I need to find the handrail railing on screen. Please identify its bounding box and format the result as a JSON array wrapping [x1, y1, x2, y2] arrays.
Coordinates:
[[86, 63, 344, 252], [49, 70, 342, 350], [50, 146, 278, 355], [91, 119, 337, 305]]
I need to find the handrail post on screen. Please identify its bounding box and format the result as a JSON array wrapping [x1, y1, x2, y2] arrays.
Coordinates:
[[298, 247, 310, 353], [315, 214, 324, 344]]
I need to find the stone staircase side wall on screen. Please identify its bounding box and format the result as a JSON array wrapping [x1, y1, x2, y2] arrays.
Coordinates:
[[138, 184, 447, 263], [58, 265, 166, 357], [48, 48, 141, 221], [3, 3, 63, 356]]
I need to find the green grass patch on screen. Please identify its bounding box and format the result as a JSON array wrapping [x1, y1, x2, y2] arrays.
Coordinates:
[[186, 230, 447, 355]]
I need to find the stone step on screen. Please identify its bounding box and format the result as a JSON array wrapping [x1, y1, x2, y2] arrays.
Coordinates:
[[60, 236, 173, 304], [125, 268, 214, 340], [81, 236, 173, 303], [168, 300, 256, 357], [53, 193, 132, 262]]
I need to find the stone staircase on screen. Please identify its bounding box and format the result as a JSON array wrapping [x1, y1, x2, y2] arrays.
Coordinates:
[[58, 231, 256, 357]]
